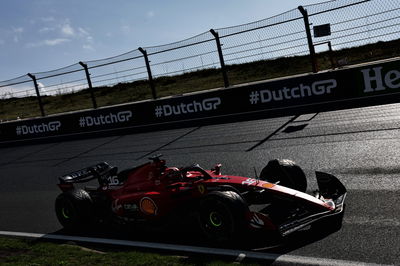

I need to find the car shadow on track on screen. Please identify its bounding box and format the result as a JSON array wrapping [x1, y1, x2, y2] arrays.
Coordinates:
[[49, 222, 339, 256], [251, 227, 339, 253]]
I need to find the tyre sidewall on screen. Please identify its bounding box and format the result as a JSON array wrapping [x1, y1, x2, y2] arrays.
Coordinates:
[[55, 189, 93, 231], [197, 191, 247, 243]]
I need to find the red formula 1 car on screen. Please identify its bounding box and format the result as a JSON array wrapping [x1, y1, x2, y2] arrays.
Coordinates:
[[55, 155, 346, 242]]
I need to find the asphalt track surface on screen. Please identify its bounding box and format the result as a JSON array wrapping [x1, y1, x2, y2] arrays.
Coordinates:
[[1, 103, 400, 265]]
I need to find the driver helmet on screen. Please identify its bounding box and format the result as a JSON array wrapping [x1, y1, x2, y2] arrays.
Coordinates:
[[163, 167, 182, 182]]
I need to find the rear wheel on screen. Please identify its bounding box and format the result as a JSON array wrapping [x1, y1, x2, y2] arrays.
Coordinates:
[[260, 159, 307, 192], [197, 191, 248, 243], [55, 189, 93, 231]]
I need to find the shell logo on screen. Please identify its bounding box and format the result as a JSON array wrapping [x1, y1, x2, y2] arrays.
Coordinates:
[[263, 182, 275, 188], [140, 197, 158, 215]]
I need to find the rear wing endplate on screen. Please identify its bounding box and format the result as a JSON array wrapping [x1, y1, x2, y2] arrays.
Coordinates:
[[59, 162, 116, 184]]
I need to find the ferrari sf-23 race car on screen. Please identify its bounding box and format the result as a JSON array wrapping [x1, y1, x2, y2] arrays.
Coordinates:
[[55, 155, 346, 242]]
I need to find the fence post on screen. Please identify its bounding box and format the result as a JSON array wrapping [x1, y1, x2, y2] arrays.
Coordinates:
[[298, 6, 318, 73], [210, 29, 230, 88], [138, 47, 157, 99], [27, 73, 45, 117], [327, 41, 336, 69], [79, 61, 97, 109]]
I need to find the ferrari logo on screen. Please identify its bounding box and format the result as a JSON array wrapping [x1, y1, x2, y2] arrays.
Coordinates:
[[198, 185, 205, 194]]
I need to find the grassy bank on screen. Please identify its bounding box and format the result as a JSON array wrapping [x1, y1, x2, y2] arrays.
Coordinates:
[[1, 38, 399, 121], [0, 236, 261, 265]]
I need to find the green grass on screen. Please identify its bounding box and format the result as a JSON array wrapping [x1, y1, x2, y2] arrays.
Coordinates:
[[0, 237, 261, 265], [1, 38, 400, 121]]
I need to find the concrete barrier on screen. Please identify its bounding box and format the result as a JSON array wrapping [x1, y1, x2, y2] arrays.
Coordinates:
[[1, 57, 400, 145]]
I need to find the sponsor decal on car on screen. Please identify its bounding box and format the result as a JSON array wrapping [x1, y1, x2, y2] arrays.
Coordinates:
[[107, 176, 121, 186], [16, 121, 61, 136], [111, 199, 123, 214], [140, 197, 158, 215], [79, 111, 132, 128], [249, 79, 337, 105], [263, 182, 275, 188], [123, 203, 138, 211], [242, 178, 257, 186], [154, 97, 221, 117]]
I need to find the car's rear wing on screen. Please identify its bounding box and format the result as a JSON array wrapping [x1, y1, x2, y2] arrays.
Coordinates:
[[58, 162, 116, 185]]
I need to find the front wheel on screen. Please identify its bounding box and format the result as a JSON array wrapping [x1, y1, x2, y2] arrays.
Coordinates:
[[260, 159, 307, 192], [55, 189, 93, 231], [197, 191, 248, 243]]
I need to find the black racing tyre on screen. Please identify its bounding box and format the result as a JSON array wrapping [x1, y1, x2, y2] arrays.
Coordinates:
[[215, 185, 241, 195], [260, 159, 307, 192], [55, 189, 93, 231], [197, 191, 248, 243]]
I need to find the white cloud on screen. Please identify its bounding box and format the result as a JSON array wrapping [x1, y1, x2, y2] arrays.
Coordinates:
[[83, 44, 94, 51], [60, 22, 94, 46], [27, 38, 70, 48], [12, 27, 24, 43], [12, 27, 24, 33], [147, 11, 155, 18], [27, 18, 94, 50], [45, 38, 70, 46], [61, 23, 75, 36], [78, 27, 89, 36], [37, 82, 48, 95], [121, 25, 132, 35], [77, 27, 93, 43], [41, 17, 55, 22], [39, 27, 55, 33]]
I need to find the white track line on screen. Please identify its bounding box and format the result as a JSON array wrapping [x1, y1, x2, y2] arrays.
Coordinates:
[[0, 230, 386, 266]]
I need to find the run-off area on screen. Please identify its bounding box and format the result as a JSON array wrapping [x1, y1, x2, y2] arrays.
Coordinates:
[[1, 103, 400, 265]]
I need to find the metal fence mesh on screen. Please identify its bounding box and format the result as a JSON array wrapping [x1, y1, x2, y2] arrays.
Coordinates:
[[0, 0, 399, 120], [0, 75, 32, 99], [309, 0, 400, 51]]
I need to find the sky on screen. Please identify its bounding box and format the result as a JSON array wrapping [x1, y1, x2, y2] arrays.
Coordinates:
[[0, 0, 326, 82]]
